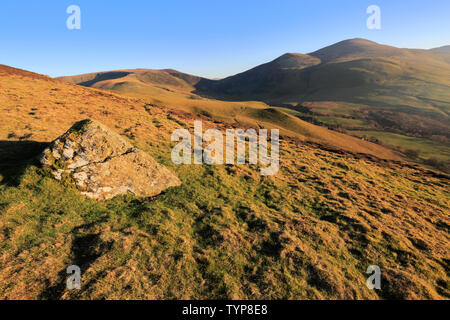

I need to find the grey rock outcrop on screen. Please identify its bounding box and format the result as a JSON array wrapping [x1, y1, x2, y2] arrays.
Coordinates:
[[40, 119, 181, 200]]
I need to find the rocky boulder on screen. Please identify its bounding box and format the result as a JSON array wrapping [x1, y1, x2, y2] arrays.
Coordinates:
[[39, 119, 181, 200]]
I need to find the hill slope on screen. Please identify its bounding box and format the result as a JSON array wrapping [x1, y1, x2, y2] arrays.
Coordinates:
[[310, 38, 405, 62], [57, 68, 203, 94], [196, 39, 450, 103], [0, 65, 449, 300], [56, 40, 450, 170], [194, 39, 450, 169], [431, 45, 450, 54], [56, 67, 400, 161]]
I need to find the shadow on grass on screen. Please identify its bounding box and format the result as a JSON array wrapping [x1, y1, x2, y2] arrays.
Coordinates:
[[39, 234, 104, 300], [39, 222, 113, 300], [0, 140, 49, 186]]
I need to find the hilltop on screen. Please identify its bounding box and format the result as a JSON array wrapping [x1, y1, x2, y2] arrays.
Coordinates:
[[196, 39, 450, 100], [0, 64, 449, 300], [57, 68, 203, 93]]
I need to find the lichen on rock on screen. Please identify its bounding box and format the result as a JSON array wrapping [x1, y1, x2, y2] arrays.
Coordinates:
[[40, 119, 181, 200]]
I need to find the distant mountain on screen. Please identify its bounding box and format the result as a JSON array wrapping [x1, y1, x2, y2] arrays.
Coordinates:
[[57, 39, 450, 167], [309, 38, 404, 62], [56, 64, 399, 161], [431, 45, 450, 54], [195, 39, 450, 145], [196, 39, 450, 103], [57, 69, 204, 95]]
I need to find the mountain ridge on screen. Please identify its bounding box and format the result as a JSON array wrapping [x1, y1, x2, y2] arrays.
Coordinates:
[[56, 39, 450, 171]]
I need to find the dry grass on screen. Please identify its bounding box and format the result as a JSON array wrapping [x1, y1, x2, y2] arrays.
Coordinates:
[[0, 66, 448, 300], [57, 68, 401, 160]]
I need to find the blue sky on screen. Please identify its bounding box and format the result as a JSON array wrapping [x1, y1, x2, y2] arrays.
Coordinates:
[[0, 0, 449, 78]]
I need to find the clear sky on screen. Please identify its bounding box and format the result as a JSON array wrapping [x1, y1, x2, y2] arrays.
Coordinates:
[[1, 0, 449, 79]]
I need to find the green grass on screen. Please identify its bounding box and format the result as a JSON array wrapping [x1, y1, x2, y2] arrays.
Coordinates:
[[315, 116, 370, 128], [349, 130, 450, 161], [0, 127, 449, 299], [0, 65, 449, 300]]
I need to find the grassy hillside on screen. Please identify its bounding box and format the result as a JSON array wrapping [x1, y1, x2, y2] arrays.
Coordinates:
[[0, 65, 449, 300], [58, 40, 450, 171], [192, 39, 450, 170], [58, 69, 203, 92], [56, 67, 400, 161]]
